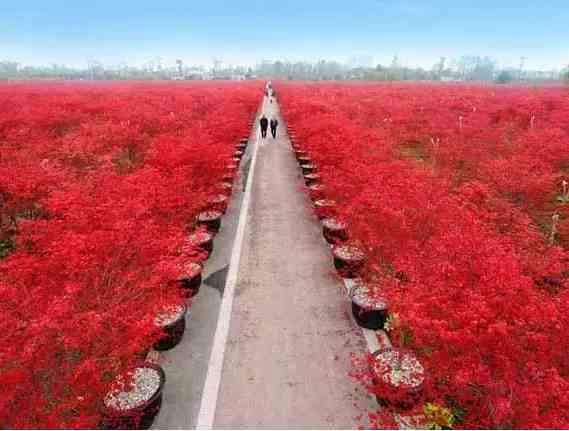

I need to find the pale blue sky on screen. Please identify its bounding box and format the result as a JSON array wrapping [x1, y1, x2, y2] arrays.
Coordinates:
[[1, 0, 567, 70]]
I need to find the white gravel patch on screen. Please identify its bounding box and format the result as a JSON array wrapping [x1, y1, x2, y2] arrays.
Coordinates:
[[105, 367, 162, 410], [155, 304, 185, 327], [374, 350, 424, 388], [352, 284, 387, 309], [334, 244, 365, 260], [322, 218, 346, 230]]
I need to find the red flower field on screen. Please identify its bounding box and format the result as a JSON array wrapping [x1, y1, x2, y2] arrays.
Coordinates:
[[280, 82, 569, 429], [0, 81, 260, 428]]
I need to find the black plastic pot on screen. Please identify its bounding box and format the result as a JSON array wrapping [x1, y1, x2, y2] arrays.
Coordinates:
[[371, 349, 424, 411], [351, 284, 388, 330], [154, 304, 188, 351], [197, 210, 222, 232], [301, 164, 315, 175], [332, 244, 365, 278], [102, 363, 166, 430], [322, 217, 348, 244], [178, 262, 203, 297], [304, 173, 320, 186], [187, 230, 214, 256]]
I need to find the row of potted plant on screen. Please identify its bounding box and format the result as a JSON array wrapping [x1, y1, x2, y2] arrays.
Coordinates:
[[101, 133, 253, 429], [287, 128, 429, 427]]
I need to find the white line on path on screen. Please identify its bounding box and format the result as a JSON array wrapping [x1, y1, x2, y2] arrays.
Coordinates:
[[196, 97, 266, 430]]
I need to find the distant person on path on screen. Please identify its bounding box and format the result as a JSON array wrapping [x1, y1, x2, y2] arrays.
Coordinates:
[[260, 115, 268, 138], [270, 118, 279, 139]]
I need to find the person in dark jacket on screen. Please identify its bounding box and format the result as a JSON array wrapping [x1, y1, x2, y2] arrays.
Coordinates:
[[270, 118, 279, 139], [260, 115, 268, 138]]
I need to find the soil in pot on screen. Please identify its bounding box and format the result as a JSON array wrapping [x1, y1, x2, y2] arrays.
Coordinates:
[[197, 210, 223, 232], [372, 349, 424, 410], [154, 304, 188, 351], [102, 363, 166, 430], [177, 261, 203, 297], [322, 217, 348, 244], [332, 244, 365, 278], [351, 283, 388, 330]]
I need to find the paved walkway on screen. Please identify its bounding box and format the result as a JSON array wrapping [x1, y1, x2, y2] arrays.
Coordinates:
[[212, 98, 371, 428]]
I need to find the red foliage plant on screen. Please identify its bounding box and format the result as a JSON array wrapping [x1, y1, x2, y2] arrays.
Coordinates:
[[280, 82, 569, 429], [0, 81, 261, 428]]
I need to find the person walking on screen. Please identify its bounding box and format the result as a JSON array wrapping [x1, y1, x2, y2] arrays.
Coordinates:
[[270, 117, 279, 139], [260, 115, 268, 138]]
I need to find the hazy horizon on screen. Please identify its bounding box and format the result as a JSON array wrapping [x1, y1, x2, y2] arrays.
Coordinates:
[[1, 0, 568, 71]]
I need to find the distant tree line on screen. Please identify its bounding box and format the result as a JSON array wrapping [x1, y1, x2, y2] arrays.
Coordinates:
[[0, 56, 565, 83]]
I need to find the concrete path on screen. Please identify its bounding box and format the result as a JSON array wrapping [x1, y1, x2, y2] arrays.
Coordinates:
[[211, 98, 372, 428]]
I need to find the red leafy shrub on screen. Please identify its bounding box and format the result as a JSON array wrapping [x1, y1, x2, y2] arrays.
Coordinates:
[[0, 81, 261, 428], [280, 82, 569, 428]]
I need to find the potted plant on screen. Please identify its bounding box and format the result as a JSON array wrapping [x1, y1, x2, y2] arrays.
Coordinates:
[[197, 210, 223, 232], [308, 184, 326, 202], [371, 348, 424, 410], [350, 283, 389, 330], [154, 304, 188, 351], [332, 244, 365, 278], [177, 261, 203, 297], [322, 217, 348, 244], [301, 163, 316, 175], [217, 181, 233, 196], [187, 230, 214, 256], [314, 199, 337, 220], [304, 172, 321, 186], [225, 162, 238, 171], [208, 194, 229, 214], [102, 363, 166, 430]]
